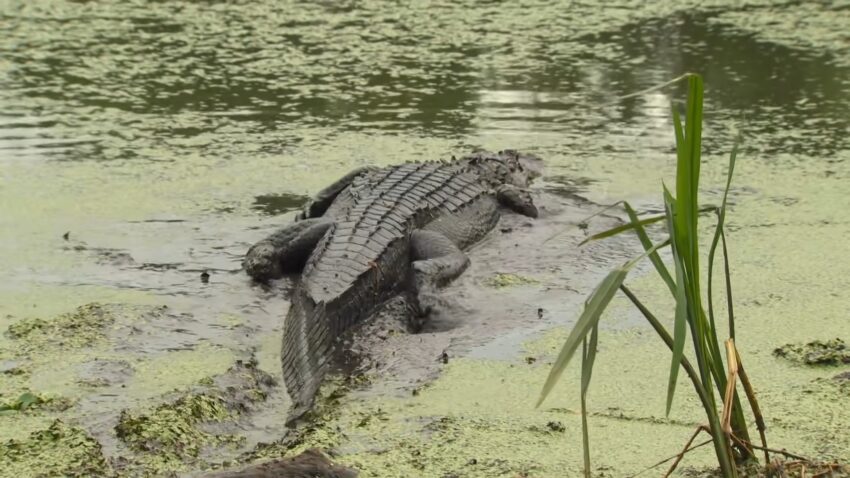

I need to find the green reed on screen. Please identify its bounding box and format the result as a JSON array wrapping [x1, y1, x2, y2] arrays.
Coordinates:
[[538, 74, 767, 477]]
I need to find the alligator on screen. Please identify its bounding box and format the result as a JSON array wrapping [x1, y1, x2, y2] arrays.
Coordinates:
[[243, 150, 542, 422]]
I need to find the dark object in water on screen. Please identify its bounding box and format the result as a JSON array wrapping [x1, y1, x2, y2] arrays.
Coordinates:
[[203, 448, 357, 478], [201, 271, 210, 283]]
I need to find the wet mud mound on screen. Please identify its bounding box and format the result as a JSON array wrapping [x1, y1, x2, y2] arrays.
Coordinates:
[[203, 448, 357, 478]]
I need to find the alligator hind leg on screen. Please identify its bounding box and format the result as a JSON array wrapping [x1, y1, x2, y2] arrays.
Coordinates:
[[298, 166, 374, 220], [409, 230, 470, 317], [243, 218, 333, 281]]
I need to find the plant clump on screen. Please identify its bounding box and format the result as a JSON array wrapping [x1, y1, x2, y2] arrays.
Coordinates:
[[773, 338, 850, 366], [0, 419, 110, 477]]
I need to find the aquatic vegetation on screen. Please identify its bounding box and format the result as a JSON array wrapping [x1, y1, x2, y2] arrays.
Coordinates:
[[484, 272, 540, 289], [115, 358, 275, 471], [115, 393, 236, 460], [774, 338, 850, 366], [0, 391, 73, 415], [539, 74, 768, 476], [0, 419, 110, 478], [5, 303, 115, 350]]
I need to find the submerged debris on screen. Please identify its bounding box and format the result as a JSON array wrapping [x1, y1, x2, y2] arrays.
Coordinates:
[[0, 419, 110, 477], [773, 338, 850, 365], [546, 421, 565, 433]]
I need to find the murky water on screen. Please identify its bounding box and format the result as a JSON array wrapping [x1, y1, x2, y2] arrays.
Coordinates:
[[1, 0, 849, 476]]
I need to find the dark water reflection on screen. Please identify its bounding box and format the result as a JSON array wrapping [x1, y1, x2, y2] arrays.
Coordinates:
[[1, 2, 847, 162], [252, 192, 310, 215]]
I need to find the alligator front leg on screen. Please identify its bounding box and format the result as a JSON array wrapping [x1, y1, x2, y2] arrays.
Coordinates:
[[298, 166, 375, 220], [243, 218, 333, 281], [409, 230, 470, 319], [496, 184, 538, 218]]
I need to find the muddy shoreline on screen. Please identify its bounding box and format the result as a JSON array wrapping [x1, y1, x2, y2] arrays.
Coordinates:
[[3, 188, 849, 476], [0, 190, 636, 476]]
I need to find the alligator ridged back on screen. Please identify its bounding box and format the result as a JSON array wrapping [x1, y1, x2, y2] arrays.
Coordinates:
[[302, 161, 486, 303], [282, 160, 493, 423]]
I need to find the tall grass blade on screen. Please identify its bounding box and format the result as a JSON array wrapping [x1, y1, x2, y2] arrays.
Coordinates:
[[581, 325, 599, 397], [623, 202, 675, 295], [579, 213, 666, 245], [663, 193, 689, 416], [537, 241, 667, 407], [580, 326, 599, 478], [579, 206, 716, 246], [580, 358, 591, 478], [720, 230, 735, 339], [708, 138, 739, 339], [536, 268, 625, 407]]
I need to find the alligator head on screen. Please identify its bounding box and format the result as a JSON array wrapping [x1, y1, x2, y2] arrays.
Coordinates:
[[463, 149, 544, 188]]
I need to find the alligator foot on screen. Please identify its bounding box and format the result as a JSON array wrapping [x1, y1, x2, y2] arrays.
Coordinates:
[[497, 184, 538, 218], [244, 218, 333, 280]]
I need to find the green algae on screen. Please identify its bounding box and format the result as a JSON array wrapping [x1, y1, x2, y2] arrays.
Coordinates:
[[484, 272, 540, 289], [774, 339, 850, 366], [127, 343, 235, 400], [115, 393, 236, 462], [5, 303, 116, 352], [0, 419, 110, 478], [113, 358, 275, 474], [0, 392, 74, 415], [280, 320, 850, 476]]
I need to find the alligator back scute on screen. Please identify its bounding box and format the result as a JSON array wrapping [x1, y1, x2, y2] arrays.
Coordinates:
[[303, 161, 486, 303]]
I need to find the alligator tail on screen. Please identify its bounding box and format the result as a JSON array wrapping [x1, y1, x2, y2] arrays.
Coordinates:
[[281, 295, 332, 425]]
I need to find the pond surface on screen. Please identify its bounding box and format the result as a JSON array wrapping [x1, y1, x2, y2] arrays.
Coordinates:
[[1, 0, 848, 476]]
